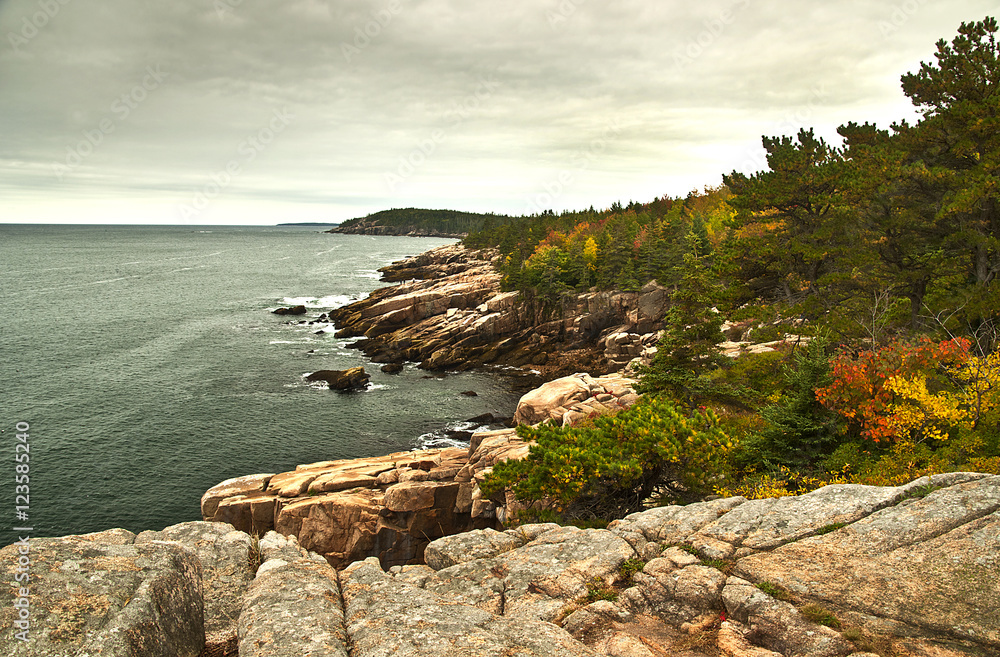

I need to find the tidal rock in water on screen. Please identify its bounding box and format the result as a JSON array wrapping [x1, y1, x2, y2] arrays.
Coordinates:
[[380, 363, 404, 374], [306, 367, 370, 391], [273, 305, 307, 315]]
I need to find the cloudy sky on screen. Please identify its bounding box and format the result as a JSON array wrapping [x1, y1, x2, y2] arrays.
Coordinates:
[[0, 0, 994, 225]]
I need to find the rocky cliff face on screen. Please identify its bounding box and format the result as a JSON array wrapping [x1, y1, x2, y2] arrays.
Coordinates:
[[6, 473, 998, 657], [327, 244, 670, 377]]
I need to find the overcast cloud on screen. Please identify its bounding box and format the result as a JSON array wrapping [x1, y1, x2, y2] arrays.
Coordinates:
[[0, 0, 994, 224]]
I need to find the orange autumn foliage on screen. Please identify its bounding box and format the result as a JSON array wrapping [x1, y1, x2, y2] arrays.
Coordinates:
[[815, 338, 971, 443]]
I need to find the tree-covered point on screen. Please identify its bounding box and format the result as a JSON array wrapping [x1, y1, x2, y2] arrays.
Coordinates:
[[332, 207, 516, 236]]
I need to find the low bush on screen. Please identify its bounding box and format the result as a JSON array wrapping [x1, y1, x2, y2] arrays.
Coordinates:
[[482, 395, 731, 521]]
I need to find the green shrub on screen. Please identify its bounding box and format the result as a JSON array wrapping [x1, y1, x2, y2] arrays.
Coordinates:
[[750, 338, 844, 470], [584, 577, 618, 602], [801, 604, 841, 629], [748, 323, 785, 343], [482, 395, 731, 520], [710, 349, 789, 408], [618, 558, 646, 581], [701, 558, 735, 574], [756, 581, 793, 601]]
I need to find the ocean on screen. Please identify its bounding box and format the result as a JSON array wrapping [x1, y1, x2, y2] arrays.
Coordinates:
[[0, 225, 523, 542]]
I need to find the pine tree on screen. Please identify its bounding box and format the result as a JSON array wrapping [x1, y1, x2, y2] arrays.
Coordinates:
[[636, 232, 727, 404], [721, 128, 849, 311], [751, 338, 843, 470]]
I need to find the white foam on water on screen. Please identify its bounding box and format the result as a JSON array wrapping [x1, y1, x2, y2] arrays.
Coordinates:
[[282, 296, 317, 306], [413, 419, 497, 451], [313, 294, 354, 308], [280, 294, 357, 309]]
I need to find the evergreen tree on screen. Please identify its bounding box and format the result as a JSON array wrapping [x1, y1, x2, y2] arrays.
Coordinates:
[[747, 338, 843, 470], [721, 128, 850, 312], [900, 17, 1000, 322], [636, 232, 727, 404]]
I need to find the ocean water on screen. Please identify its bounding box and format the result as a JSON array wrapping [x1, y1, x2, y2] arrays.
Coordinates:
[[0, 225, 522, 541]]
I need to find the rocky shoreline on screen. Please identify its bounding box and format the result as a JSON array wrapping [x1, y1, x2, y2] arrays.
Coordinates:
[[6, 244, 998, 656], [327, 243, 670, 377], [200, 372, 640, 569], [5, 473, 997, 657], [327, 221, 469, 239]]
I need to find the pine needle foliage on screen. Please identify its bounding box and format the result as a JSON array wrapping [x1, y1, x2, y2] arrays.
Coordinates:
[[481, 395, 731, 520]]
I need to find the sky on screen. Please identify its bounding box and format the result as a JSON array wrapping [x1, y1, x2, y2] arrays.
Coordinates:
[[0, 0, 995, 225]]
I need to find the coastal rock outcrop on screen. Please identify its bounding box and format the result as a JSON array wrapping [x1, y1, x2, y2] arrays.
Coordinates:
[[327, 244, 670, 376], [327, 219, 468, 239], [201, 373, 639, 567], [202, 446, 495, 568], [10, 473, 998, 657], [305, 366, 370, 390], [272, 304, 307, 315]]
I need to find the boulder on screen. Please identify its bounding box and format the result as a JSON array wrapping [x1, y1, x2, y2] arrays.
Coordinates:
[[306, 366, 370, 390], [423, 525, 553, 570], [623, 563, 727, 625], [136, 521, 255, 656], [514, 374, 593, 425], [512, 373, 638, 426], [273, 305, 307, 315], [421, 525, 635, 622], [0, 534, 204, 657], [722, 577, 853, 657]]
